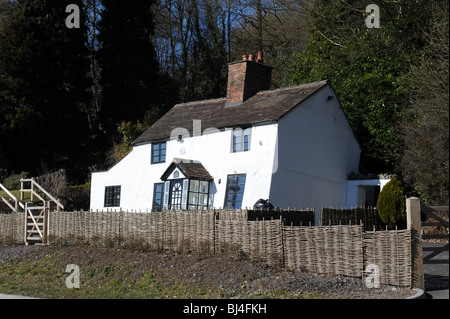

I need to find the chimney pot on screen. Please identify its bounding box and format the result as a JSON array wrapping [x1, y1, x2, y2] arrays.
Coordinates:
[[242, 55, 248, 61], [249, 54, 255, 61], [257, 51, 263, 63]]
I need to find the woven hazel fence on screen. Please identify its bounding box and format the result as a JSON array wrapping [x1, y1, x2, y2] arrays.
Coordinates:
[[48, 210, 215, 252], [363, 229, 412, 287], [215, 219, 283, 267], [0, 212, 24, 243], [217, 208, 315, 226], [163, 211, 215, 252], [321, 207, 384, 231], [283, 225, 364, 277], [0, 209, 414, 286]]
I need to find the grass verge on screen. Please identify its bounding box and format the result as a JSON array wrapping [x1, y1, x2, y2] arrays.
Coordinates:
[[0, 248, 318, 299]]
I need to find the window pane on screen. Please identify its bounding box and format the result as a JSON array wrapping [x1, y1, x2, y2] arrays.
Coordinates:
[[244, 135, 249, 151], [190, 180, 199, 192], [189, 192, 198, 205], [228, 175, 237, 185], [200, 181, 208, 193], [224, 174, 246, 209], [105, 186, 120, 207], [199, 193, 207, 206], [152, 142, 166, 163]]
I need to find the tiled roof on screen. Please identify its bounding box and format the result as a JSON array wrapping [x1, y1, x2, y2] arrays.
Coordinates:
[[161, 159, 213, 181], [132, 80, 329, 145]]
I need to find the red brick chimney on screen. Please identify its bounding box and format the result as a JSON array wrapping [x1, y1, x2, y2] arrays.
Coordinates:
[[226, 51, 272, 106]]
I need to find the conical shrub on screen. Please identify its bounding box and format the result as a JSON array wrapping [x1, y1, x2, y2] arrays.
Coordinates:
[[376, 177, 406, 229]]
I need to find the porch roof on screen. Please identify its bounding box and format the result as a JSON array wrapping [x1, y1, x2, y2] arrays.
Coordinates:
[[160, 159, 213, 181]]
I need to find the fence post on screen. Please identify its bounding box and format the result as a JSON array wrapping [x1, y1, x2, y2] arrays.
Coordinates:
[[406, 197, 424, 290]]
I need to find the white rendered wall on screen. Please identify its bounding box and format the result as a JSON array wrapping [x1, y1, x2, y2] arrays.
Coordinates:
[[90, 84, 361, 214], [268, 85, 361, 223], [346, 178, 391, 207], [90, 123, 279, 211]]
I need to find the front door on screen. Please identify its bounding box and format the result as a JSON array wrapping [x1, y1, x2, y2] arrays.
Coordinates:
[[169, 179, 183, 210]]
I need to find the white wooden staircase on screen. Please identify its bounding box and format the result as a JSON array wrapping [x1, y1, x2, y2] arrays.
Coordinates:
[[1, 178, 64, 245], [0, 182, 24, 213]]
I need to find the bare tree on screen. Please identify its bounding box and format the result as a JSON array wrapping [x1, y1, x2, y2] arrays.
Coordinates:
[[83, 0, 103, 131], [153, 0, 229, 101], [0, 0, 14, 27], [399, 3, 449, 204]]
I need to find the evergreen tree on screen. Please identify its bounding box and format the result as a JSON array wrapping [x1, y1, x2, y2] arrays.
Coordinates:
[[0, 0, 92, 181], [376, 177, 406, 229], [284, 0, 433, 174]]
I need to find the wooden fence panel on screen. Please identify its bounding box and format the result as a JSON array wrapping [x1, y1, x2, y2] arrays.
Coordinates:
[[283, 225, 364, 277], [1, 209, 414, 286], [321, 207, 383, 231], [0, 212, 24, 243], [215, 219, 283, 266], [363, 229, 412, 286]]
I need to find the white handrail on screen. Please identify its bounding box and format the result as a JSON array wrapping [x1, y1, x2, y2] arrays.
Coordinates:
[[20, 178, 64, 210], [0, 182, 20, 212], [0, 182, 18, 202]]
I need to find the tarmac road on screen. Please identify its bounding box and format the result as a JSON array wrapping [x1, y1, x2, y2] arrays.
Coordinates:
[[423, 242, 449, 299], [0, 293, 38, 299]]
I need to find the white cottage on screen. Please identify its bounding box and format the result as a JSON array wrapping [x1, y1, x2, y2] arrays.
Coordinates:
[[90, 53, 382, 220]]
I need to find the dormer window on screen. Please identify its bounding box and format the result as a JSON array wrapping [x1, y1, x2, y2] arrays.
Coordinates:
[[232, 128, 251, 153], [151, 142, 166, 164]]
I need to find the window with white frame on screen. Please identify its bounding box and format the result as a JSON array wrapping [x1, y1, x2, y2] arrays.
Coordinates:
[[161, 179, 210, 211], [232, 128, 251, 153], [188, 180, 209, 210]]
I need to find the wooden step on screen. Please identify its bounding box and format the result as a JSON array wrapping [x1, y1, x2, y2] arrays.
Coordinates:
[[27, 215, 45, 219], [26, 236, 43, 241], [26, 206, 46, 210], [26, 229, 43, 234], [27, 222, 44, 226]]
